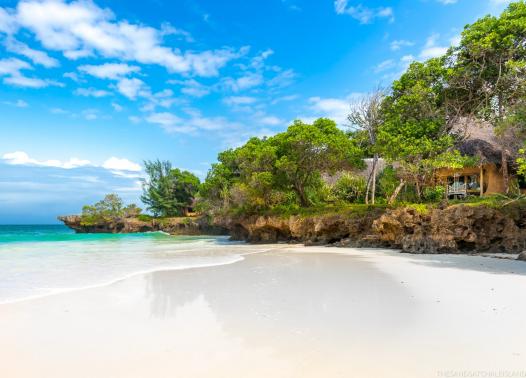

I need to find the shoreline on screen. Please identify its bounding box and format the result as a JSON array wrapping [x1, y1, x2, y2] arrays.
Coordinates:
[[1, 243, 523, 306], [0, 243, 296, 305], [2, 246, 526, 377]]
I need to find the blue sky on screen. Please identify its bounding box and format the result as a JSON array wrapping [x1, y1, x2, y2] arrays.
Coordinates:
[[0, 0, 514, 223]]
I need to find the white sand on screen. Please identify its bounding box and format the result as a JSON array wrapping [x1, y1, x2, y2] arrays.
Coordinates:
[[1, 246, 526, 378]]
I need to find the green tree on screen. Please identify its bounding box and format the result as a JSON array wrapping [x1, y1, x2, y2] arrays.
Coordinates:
[[447, 1, 526, 192], [141, 160, 200, 216], [80, 194, 141, 225], [198, 118, 364, 211], [378, 58, 468, 202]]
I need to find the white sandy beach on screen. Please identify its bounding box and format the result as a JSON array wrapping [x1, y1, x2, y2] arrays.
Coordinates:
[[1, 246, 526, 378]]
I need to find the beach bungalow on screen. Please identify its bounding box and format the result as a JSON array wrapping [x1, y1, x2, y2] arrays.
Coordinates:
[[434, 121, 511, 198]]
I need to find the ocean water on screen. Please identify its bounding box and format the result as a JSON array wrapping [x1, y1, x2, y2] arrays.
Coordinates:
[[0, 225, 260, 304]]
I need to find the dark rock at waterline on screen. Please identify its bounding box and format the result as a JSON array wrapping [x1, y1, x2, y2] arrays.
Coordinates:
[[518, 251, 526, 261], [58, 215, 228, 236]]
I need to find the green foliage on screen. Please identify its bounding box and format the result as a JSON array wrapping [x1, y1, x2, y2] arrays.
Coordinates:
[[422, 186, 446, 202], [141, 160, 200, 217], [378, 58, 470, 199], [329, 173, 367, 203], [377, 166, 399, 199], [517, 144, 526, 176], [80, 194, 141, 225], [198, 118, 364, 213]]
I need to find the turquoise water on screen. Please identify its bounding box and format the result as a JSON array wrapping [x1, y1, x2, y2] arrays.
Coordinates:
[[0, 225, 257, 304]]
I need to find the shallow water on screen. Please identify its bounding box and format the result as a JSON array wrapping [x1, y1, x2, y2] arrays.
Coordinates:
[[0, 225, 264, 303]]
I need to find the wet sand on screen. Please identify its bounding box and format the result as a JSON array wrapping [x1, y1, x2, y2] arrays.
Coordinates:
[[1, 246, 526, 377]]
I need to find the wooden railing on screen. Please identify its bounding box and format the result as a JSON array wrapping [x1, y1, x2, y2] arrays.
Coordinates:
[[447, 183, 467, 196]]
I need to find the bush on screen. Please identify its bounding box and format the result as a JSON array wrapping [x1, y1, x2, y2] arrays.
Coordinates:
[[377, 166, 398, 200], [423, 186, 446, 202], [330, 173, 367, 203]]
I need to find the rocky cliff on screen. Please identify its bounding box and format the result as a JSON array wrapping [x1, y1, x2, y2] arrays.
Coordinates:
[[58, 215, 227, 236], [214, 204, 526, 254]]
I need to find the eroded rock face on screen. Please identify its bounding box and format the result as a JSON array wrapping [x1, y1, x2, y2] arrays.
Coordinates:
[[216, 204, 526, 254], [373, 205, 526, 254], [58, 215, 227, 236], [216, 209, 384, 246]]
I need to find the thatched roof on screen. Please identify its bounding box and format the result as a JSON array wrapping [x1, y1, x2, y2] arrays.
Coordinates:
[[451, 119, 503, 165]]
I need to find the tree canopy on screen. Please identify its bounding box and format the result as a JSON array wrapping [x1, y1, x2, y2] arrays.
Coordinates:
[[141, 160, 200, 216]]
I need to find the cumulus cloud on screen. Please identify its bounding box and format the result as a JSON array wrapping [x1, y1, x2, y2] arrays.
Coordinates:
[[78, 63, 140, 79], [305, 93, 365, 126], [168, 78, 211, 98], [2, 151, 142, 174], [145, 111, 243, 135], [2, 151, 92, 169], [74, 87, 112, 97], [116, 77, 147, 100], [223, 96, 257, 106], [390, 39, 414, 51], [0, 57, 61, 88], [334, 0, 394, 24], [420, 33, 449, 60], [102, 157, 141, 172], [4, 37, 59, 68], [0, 0, 244, 77]]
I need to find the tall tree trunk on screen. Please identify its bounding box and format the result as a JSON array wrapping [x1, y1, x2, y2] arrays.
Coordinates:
[[415, 180, 422, 201], [371, 154, 378, 205], [364, 172, 371, 205], [388, 179, 405, 205], [502, 150, 510, 195]]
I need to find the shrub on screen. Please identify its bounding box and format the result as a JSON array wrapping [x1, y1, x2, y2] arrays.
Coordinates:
[[377, 166, 399, 200], [423, 186, 446, 202], [330, 173, 367, 203]]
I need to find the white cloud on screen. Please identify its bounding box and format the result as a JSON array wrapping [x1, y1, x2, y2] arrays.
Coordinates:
[[420, 33, 449, 60], [390, 39, 414, 51], [0, 7, 16, 34], [334, 0, 394, 24], [270, 94, 299, 105], [116, 77, 147, 100], [102, 157, 141, 172], [2, 151, 143, 177], [9, 0, 243, 77], [78, 63, 140, 79], [306, 93, 365, 126], [2, 99, 28, 107], [0, 57, 60, 88], [222, 72, 263, 92], [260, 115, 283, 126], [223, 96, 257, 106], [437, 0, 458, 4], [2, 151, 92, 169], [168, 79, 211, 98], [81, 108, 99, 120], [111, 102, 123, 112], [128, 115, 141, 124], [267, 69, 296, 88], [74, 87, 112, 97], [145, 111, 243, 135], [4, 37, 59, 68], [374, 59, 395, 73]]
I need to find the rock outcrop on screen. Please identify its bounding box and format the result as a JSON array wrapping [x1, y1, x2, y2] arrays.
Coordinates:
[[58, 215, 227, 236], [60, 203, 526, 254], [373, 205, 526, 253], [214, 204, 526, 254]]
